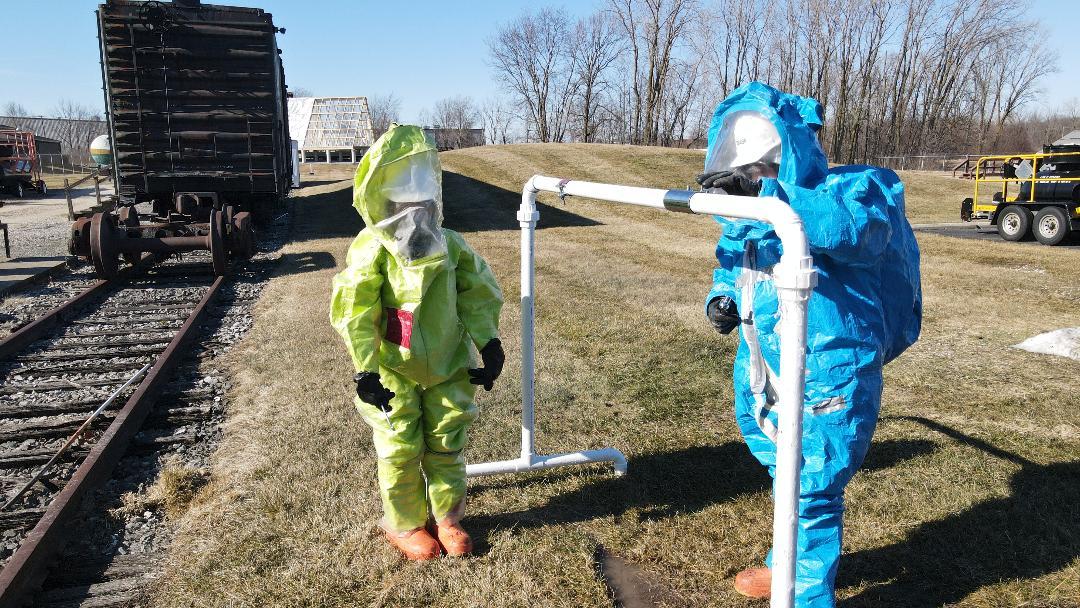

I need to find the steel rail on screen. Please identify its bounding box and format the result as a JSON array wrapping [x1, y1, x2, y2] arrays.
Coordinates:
[[0, 279, 110, 361], [0, 256, 157, 361], [0, 275, 225, 607], [0, 363, 151, 511]]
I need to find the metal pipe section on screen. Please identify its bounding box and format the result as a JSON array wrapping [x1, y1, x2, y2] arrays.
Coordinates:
[[115, 235, 210, 255], [465, 175, 816, 608]]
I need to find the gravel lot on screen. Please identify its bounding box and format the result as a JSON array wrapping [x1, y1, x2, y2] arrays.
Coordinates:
[[0, 177, 113, 260]]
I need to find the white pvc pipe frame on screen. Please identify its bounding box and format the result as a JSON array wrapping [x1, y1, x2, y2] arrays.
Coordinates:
[[465, 175, 817, 608]]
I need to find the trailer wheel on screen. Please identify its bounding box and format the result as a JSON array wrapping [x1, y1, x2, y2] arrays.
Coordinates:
[[996, 205, 1031, 241], [36, 180, 47, 196], [13, 182, 24, 199], [1033, 206, 1070, 246]]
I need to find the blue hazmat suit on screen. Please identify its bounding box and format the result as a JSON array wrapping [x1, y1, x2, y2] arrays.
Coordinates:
[[703, 82, 922, 607]]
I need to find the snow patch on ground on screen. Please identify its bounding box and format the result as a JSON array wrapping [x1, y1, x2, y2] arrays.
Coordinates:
[[1013, 328, 1080, 361]]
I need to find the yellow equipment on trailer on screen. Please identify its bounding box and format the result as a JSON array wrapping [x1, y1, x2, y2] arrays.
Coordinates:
[[960, 133, 1080, 245]]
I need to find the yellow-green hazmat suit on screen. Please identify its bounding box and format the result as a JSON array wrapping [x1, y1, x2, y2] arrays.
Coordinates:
[[330, 125, 503, 533]]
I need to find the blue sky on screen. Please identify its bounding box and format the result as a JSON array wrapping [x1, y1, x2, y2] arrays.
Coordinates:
[[3, 0, 1077, 121]]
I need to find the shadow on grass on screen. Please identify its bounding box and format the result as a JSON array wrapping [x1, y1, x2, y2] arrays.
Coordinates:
[[468, 438, 937, 545], [296, 179, 351, 188], [442, 171, 600, 233], [840, 416, 1080, 607], [275, 251, 336, 276], [288, 182, 362, 243], [286, 171, 601, 244]]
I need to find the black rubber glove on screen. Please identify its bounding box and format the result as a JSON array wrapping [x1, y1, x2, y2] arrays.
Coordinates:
[[706, 296, 741, 335], [354, 372, 395, 412], [696, 169, 761, 196], [468, 338, 505, 391]]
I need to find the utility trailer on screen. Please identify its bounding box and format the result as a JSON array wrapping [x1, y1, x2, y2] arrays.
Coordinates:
[[961, 131, 1080, 245], [0, 130, 48, 199], [71, 0, 293, 278]]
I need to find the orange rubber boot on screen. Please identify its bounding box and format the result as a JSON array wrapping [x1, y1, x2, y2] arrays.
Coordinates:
[[385, 528, 442, 561], [734, 567, 772, 598], [431, 521, 473, 557]]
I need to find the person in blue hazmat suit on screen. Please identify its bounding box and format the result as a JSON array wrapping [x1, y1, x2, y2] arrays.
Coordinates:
[[699, 82, 921, 607]]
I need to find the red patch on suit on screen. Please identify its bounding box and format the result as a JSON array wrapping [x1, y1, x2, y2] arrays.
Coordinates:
[[384, 308, 414, 349]]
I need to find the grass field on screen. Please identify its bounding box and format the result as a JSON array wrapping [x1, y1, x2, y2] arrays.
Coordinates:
[[149, 144, 1078, 607]]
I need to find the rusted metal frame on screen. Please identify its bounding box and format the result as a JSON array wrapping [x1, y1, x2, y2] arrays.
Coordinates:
[[0, 275, 225, 607]]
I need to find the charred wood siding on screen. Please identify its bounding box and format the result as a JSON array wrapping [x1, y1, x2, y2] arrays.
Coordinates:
[[98, 2, 291, 201]]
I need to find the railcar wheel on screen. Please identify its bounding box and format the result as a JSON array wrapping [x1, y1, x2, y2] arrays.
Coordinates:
[[209, 210, 227, 276], [89, 212, 119, 280], [231, 211, 255, 259], [224, 205, 236, 234], [118, 206, 141, 265], [69, 217, 92, 258]]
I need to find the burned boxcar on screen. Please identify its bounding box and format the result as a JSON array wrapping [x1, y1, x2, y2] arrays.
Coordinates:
[[72, 0, 293, 278]]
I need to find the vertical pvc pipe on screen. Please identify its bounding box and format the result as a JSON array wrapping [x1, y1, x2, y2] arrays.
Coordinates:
[[518, 184, 539, 462], [769, 256, 814, 608]]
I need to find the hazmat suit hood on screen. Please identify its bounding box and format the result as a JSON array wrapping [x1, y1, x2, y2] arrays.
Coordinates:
[[705, 81, 828, 189], [704, 81, 831, 248], [354, 124, 447, 264]]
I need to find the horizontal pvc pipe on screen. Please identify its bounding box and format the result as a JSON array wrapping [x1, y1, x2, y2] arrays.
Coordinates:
[[528, 176, 811, 264], [466, 448, 629, 478]]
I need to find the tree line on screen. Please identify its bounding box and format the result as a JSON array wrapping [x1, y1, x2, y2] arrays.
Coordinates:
[[469, 0, 1071, 163]]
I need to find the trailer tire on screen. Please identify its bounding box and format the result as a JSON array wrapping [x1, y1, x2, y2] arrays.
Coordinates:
[[996, 205, 1031, 241], [1033, 206, 1070, 246], [13, 182, 24, 199]]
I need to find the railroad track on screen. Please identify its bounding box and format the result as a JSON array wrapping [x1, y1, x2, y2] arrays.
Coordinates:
[[0, 257, 225, 606], [0, 266, 102, 339]]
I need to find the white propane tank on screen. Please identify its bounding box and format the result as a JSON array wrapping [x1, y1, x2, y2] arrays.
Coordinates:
[[89, 134, 112, 167]]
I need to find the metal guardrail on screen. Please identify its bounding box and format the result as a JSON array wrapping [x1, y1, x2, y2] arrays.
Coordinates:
[[870, 154, 984, 174]]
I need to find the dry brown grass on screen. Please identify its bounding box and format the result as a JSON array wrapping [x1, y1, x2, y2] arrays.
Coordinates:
[[151, 144, 1079, 608], [114, 456, 209, 520], [896, 171, 974, 224]]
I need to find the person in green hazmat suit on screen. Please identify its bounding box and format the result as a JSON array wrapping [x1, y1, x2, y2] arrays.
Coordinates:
[[329, 124, 504, 560]]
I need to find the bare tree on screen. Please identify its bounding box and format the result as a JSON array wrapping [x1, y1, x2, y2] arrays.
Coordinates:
[[428, 96, 480, 149], [52, 99, 104, 162], [487, 0, 1060, 157], [488, 7, 578, 142], [608, 0, 698, 145], [290, 87, 314, 98], [2, 102, 31, 117], [368, 93, 401, 140], [480, 97, 515, 144], [687, 0, 1060, 161], [572, 12, 623, 142]]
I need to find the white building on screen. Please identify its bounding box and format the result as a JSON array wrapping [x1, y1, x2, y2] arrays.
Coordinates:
[[288, 96, 375, 163]]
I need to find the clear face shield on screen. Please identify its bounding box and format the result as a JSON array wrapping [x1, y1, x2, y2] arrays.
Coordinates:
[[373, 151, 447, 263], [705, 110, 782, 182]]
